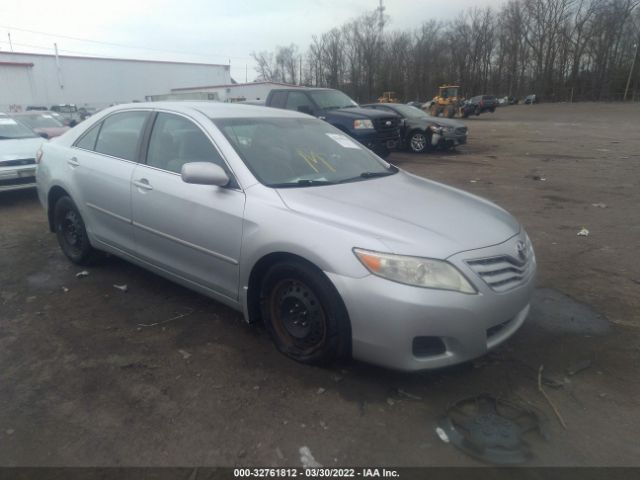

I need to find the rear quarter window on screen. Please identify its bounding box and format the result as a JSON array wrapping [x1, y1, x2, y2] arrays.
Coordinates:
[[75, 122, 101, 150]]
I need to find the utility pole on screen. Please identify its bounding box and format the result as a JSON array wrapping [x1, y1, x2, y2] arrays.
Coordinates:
[[8, 32, 13, 52], [624, 38, 639, 101], [377, 0, 385, 31], [54, 43, 64, 90]]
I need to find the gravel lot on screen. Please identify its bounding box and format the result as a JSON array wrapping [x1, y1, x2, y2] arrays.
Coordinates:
[[1, 102, 639, 467]]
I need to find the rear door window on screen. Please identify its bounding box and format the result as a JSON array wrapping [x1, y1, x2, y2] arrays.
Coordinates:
[[94, 111, 148, 161]]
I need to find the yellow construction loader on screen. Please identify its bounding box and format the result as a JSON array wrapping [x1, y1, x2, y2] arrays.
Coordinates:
[[429, 85, 467, 118], [378, 91, 399, 103]]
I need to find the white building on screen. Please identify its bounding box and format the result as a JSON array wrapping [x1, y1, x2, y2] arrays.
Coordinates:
[[168, 81, 301, 103], [0, 51, 231, 112]]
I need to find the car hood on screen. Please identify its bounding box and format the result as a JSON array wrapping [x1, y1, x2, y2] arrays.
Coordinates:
[[418, 116, 465, 128], [326, 107, 399, 120], [0, 137, 44, 161], [276, 171, 519, 259]]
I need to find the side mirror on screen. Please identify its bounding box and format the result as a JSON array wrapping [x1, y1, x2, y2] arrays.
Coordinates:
[[38, 132, 49, 139], [181, 162, 229, 187], [297, 105, 313, 115]]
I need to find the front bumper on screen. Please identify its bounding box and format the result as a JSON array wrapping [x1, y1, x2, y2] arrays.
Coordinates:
[[0, 165, 37, 192], [432, 132, 467, 147], [355, 130, 400, 152], [326, 234, 536, 371]]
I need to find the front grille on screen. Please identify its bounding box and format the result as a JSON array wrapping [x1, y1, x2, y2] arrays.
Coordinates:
[[455, 127, 467, 135], [0, 158, 35, 167], [373, 117, 400, 141], [0, 176, 36, 187], [466, 238, 534, 293]]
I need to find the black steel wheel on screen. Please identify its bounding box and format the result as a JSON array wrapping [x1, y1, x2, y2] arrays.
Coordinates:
[[54, 196, 97, 265], [260, 260, 351, 365]]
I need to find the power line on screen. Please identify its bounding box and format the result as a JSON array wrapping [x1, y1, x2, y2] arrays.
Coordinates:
[[0, 24, 251, 61]]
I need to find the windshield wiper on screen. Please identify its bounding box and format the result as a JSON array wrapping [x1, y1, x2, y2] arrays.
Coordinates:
[[336, 170, 396, 184], [270, 179, 335, 188], [359, 171, 395, 178]]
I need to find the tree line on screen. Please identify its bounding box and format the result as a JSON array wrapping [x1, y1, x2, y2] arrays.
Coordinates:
[[251, 0, 640, 103]]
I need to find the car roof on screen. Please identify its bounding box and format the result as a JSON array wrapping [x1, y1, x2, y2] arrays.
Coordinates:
[[361, 103, 403, 107], [107, 101, 309, 119], [270, 87, 332, 92]]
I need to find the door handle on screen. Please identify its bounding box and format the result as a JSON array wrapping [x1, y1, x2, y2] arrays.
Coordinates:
[[67, 157, 79, 167], [133, 179, 153, 191]]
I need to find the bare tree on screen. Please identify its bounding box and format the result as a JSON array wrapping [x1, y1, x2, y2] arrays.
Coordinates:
[[254, 0, 640, 102]]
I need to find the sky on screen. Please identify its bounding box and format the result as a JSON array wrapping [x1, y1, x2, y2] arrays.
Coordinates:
[[0, 0, 502, 82]]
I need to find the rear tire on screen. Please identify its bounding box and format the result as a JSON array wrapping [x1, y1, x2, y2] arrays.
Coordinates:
[[445, 105, 455, 118], [53, 196, 98, 265], [260, 260, 351, 366]]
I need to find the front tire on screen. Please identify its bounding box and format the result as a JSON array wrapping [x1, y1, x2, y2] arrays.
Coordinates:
[[53, 196, 98, 265], [409, 130, 429, 153], [260, 261, 351, 366]]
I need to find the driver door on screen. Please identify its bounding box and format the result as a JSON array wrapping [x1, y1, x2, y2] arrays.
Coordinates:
[[131, 112, 245, 300]]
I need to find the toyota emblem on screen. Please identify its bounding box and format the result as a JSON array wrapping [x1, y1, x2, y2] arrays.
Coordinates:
[[385, 120, 392, 126], [516, 241, 527, 260]]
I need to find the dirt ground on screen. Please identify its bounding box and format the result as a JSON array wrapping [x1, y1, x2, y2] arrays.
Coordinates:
[[1, 103, 639, 467]]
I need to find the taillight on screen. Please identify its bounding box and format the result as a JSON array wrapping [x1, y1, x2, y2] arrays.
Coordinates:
[[35, 147, 43, 164]]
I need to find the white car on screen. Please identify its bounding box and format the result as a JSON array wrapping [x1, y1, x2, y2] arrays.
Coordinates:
[[0, 114, 44, 192]]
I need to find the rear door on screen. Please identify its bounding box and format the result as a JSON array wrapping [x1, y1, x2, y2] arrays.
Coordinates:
[[70, 110, 150, 255], [131, 111, 245, 300]]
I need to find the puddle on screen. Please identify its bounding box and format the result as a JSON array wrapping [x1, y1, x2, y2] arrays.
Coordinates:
[[529, 288, 610, 335]]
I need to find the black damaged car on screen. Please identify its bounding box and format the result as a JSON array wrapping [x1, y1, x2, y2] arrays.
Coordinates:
[[362, 103, 468, 153]]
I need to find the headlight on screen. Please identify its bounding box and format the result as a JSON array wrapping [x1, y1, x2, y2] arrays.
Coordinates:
[[354, 119, 374, 129], [353, 248, 476, 294], [429, 125, 443, 134]]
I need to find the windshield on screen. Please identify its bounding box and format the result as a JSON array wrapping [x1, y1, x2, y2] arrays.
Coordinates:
[[0, 117, 38, 140], [17, 114, 65, 129], [308, 90, 358, 110], [213, 117, 397, 188]]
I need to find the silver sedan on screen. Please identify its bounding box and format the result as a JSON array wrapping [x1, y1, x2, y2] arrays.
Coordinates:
[[36, 102, 536, 371]]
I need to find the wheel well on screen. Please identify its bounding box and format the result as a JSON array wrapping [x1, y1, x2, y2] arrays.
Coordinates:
[[47, 186, 69, 232], [246, 252, 326, 324], [408, 128, 427, 138]]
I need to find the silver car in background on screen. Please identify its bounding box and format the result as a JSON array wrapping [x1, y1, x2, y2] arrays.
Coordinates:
[[0, 113, 44, 192], [36, 102, 535, 371]]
